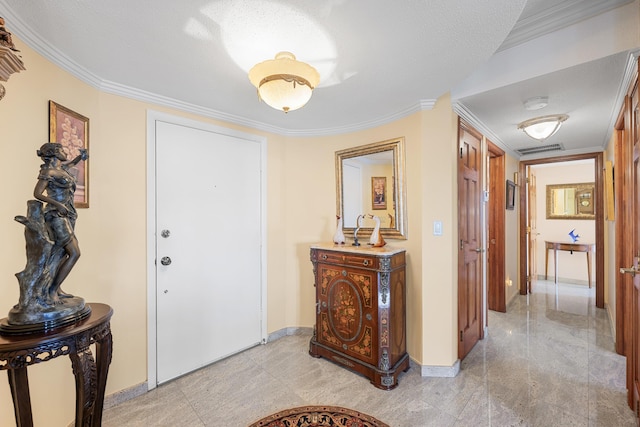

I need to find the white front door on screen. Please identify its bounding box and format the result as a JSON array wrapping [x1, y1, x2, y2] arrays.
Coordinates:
[[153, 117, 263, 384]]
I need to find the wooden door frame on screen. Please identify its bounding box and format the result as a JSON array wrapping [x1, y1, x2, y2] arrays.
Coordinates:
[[526, 167, 538, 295], [615, 98, 632, 359], [487, 141, 506, 312], [518, 152, 605, 308]]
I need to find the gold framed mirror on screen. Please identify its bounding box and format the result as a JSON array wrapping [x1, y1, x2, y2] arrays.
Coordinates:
[[336, 137, 407, 239], [546, 182, 595, 220]]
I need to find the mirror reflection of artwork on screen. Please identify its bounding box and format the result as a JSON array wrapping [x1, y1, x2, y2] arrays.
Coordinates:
[[335, 137, 407, 240], [546, 182, 595, 219], [342, 153, 393, 225], [372, 176, 386, 210]]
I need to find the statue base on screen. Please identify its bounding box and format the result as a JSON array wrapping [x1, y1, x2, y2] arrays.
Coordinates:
[[0, 297, 91, 335]]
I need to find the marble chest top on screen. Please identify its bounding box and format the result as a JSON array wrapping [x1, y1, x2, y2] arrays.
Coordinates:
[[310, 242, 405, 256]]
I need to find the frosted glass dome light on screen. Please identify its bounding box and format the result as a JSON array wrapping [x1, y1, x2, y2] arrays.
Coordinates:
[[517, 114, 569, 141], [248, 52, 320, 113]]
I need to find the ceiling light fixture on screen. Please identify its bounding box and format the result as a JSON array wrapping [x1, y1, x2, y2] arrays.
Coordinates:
[[248, 52, 320, 113], [517, 114, 569, 142]]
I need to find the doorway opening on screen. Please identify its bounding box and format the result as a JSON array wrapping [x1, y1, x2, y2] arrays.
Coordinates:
[[518, 153, 604, 309]]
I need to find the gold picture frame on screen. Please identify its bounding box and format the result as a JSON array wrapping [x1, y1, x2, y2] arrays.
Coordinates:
[[371, 176, 387, 210], [49, 100, 89, 208], [545, 182, 595, 220]]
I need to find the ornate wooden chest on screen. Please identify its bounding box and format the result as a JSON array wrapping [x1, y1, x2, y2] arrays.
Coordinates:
[[309, 243, 409, 390]]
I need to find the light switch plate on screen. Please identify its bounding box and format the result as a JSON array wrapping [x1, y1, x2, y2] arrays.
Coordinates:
[[433, 220, 443, 236]]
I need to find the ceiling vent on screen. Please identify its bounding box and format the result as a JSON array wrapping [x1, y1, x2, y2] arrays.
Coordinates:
[[516, 143, 564, 156]]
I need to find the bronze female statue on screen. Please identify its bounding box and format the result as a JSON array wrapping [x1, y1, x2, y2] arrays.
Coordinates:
[[33, 142, 88, 304], [1, 142, 90, 332]]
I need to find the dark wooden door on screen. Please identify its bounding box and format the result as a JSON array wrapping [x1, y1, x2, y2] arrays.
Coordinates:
[[458, 121, 483, 359], [631, 73, 640, 422], [633, 138, 640, 422], [487, 142, 505, 312], [615, 83, 635, 412]]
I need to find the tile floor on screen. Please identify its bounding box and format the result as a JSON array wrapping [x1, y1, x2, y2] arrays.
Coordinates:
[[102, 280, 636, 426]]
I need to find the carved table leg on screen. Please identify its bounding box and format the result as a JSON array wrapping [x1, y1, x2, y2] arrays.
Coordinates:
[[92, 330, 113, 427], [7, 367, 33, 427], [70, 346, 97, 427]]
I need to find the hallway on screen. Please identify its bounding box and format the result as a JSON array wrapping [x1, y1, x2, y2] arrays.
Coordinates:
[[102, 280, 634, 426]]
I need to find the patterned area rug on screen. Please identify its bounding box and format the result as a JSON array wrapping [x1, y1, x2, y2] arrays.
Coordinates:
[[248, 405, 389, 427]]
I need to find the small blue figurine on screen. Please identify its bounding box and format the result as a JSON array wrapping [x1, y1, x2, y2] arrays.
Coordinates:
[[568, 229, 580, 242]]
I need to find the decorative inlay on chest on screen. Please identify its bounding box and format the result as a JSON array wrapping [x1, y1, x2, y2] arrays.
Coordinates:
[[309, 244, 409, 390]]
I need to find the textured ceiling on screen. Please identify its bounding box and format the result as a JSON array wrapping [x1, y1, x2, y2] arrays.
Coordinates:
[[1, 0, 638, 158]]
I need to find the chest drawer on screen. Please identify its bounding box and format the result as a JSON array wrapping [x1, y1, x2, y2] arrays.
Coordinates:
[[314, 249, 379, 270]]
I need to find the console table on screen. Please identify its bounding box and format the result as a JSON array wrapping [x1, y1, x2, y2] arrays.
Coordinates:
[[545, 241, 595, 287], [0, 303, 113, 427]]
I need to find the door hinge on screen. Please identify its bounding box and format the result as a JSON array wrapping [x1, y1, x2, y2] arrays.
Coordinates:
[[526, 177, 530, 184], [460, 147, 463, 158], [526, 226, 531, 234], [459, 239, 464, 250], [459, 330, 463, 342], [526, 275, 531, 283]]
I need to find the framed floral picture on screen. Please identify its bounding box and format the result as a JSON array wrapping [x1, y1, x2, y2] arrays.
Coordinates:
[[372, 176, 387, 210], [49, 100, 89, 208]]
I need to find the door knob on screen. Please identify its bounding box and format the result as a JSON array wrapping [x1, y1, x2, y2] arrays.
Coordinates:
[[161, 229, 171, 238], [160, 256, 172, 266], [619, 266, 638, 277], [475, 248, 485, 253]]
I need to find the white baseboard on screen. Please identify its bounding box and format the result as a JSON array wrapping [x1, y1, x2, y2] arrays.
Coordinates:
[[267, 326, 313, 342], [419, 358, 460, 377], [104, 381, 148, 409], [536, 274, 590, 286]]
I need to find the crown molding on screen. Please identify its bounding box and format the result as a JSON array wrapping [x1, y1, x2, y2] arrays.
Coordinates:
[[453, 102, 520, 159], [499, 0, 634, 51], [282, 99, 437, 137], [0, 2, 103, 88], [599, 48, 640, 150], [0, 1, 440, 138]]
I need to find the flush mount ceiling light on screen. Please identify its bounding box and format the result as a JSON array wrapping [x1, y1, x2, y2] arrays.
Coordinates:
[[248, 51, 320, 113], [517, 114, 569, 142]]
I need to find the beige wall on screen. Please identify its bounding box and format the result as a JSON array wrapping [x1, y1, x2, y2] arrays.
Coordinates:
[[0, 39, 279, 426], [420, 99, 460, 365], [0, 39, 464, 425]]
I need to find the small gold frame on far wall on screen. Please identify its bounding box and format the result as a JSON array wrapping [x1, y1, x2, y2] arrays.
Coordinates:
[[371, 176, 387, 210]]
